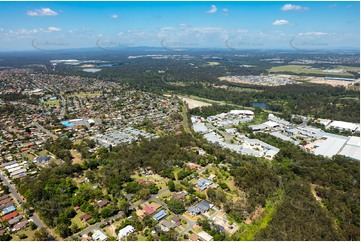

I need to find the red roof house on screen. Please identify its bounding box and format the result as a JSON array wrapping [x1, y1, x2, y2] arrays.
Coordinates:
[[2, 211, 18, 221], [143, 205, 155, 215], [80, 214, 92, 222]]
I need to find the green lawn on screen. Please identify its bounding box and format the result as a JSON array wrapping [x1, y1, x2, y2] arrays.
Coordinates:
[[41, 100, 60, 106], [37, 150, 51, 156], [12, 227, 37, 241], [23, 153, 35, 161], [71, 211, 88, 231]]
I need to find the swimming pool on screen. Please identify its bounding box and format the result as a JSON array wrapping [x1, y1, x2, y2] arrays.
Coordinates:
[[61, 121, 75, 127]]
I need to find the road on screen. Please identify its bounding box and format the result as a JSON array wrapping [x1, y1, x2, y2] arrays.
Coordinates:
[[33, 121, 58, 139], [59, 96, 66, 120], [0, 172, 45, 229], [147, 188, 196, 235]]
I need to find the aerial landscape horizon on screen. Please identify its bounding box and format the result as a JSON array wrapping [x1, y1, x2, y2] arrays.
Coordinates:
[[0, 1, 359, 241]]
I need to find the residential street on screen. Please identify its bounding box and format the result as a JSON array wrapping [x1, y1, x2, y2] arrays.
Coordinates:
[[32, 121, 58, 139], [0, 172, 45, 229]]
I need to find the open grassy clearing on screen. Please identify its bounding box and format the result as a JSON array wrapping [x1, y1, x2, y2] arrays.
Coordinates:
[[179, 96, 212, 109], [71, 210, 88, 231], [71, 149, 84, 165], [236, 189, 284, 240], [207, 62, 221, 66], [268, 65, 354, 77], [41, 100, 60, 106]]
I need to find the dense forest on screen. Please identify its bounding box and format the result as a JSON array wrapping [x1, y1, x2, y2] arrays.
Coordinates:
[[170, 83, 360, 122], [16, 130, 359, 240]]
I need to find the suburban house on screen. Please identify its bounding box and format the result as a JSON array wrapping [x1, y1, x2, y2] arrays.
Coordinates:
[[171, 216, 181, 226], [80, 214, 92, 222], [198, 231, 214, 241], [189, 234, 199, 241], [172, 192, 188, 200], [2, 211, 18, 220], [117, 225, 135, 240], [160, 220, 176, 232], [92, 230, 107, 241], [12, 221, 28, 232], [149, 202, 162, 211], [196, 178, 213, 191], [33, 156, 51, 164], [153, 209, 167, 221], [188, 200, 213, 216], [2, 205, 16, 215], [97, 199, 110, 208], [143, 205, 156, 215], [8, 215, 22, 226]]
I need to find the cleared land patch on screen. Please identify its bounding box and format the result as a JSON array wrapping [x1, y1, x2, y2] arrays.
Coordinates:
[[178, 96, 212, 109], [268, 65, 354, 77]]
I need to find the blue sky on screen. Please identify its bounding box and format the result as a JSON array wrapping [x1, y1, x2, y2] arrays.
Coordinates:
[[0, 1, 359, 51]]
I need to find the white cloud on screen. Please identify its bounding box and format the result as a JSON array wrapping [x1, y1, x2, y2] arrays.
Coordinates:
[[26, 8, 58, 16], [281, 4, 309, 11], [207, 5, 217, 14], [299, 32, 327, 36], [111, 14, 119, 19], [272, 20, 289, 26], [3, 27, 62, 36], [45, 27, 62, 32], [222, 8, 229, 13]]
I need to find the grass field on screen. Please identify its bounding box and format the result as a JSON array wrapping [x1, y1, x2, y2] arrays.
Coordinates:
[[41, 100, 60, 106], [24, 153, 35, 161], [38, 150, 51, 156], [269, 65, 355, 77], [179, 96, 212, 109]]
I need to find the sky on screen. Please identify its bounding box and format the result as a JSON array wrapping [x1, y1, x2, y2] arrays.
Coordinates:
[[0, 1, 359, 51]]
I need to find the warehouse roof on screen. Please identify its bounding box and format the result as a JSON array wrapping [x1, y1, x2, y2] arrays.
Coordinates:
[[312, 135, 348, 158], [328, 121, 359, 131]]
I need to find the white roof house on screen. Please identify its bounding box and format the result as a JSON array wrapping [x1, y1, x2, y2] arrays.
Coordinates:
[[92, 230, 107, 241], [118, 225, 135, 240], [198, 231, 213, 241]]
